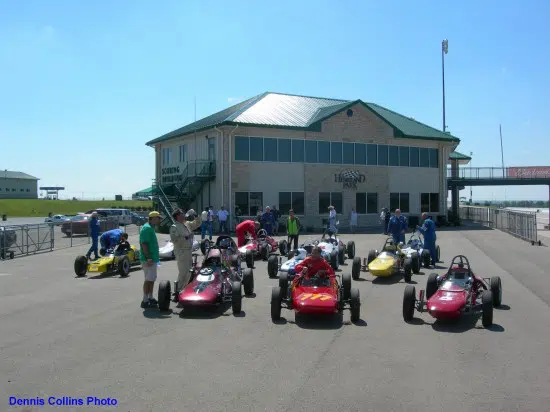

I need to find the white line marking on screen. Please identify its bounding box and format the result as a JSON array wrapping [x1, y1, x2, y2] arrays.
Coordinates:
[[0, 273, 13, 277]]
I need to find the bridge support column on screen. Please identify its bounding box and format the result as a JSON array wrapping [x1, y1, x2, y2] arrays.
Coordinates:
[[451, 184, 460, 225]]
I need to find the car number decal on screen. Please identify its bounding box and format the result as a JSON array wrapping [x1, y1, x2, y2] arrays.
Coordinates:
[[299, 293, 332, 301]]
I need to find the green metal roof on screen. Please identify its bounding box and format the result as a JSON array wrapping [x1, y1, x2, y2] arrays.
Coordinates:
[[146, 92, 460, 146], [449, 151, 472, 160], [134, 186, 154, 195], [0, 170, 39, 180]]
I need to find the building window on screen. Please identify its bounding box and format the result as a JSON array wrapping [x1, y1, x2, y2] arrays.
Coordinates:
[[390, 193, 410, 213], [305, 140, 317, 163], [179, 144, 186, 163], [250, 137, 263, 161], [318, 141, 330, 163], [235, 136, 249, 161], [264, 138, 277, 162], [421, 193, 440, 213], [319, 192, 343, 214], [12, 188, 16, 192], [429, 148, 439, 168], [356, 193, 378, 214], [419, 148, 430, 167], [279, 192, 305, 215], [388, 146, 399, 166], [410, 147, 419, 167], [292, 140, 305, 162], [399, 146, 410, 167], [26, 189, 30, 192], [162, 147, 172, 165], [20, 189, 24, 192], [354, 143, 366, 165], [331, 142, 342, 164], [343, 143, 354, 164], [378, 145, 388, 166], [235, 191, 263, 216], [367, 144, 377, 165], [278, 139, 291, 162], [367, 193, 378, 214]]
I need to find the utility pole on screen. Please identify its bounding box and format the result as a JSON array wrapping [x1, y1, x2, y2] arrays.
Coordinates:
[[442, 39, 449, 132]]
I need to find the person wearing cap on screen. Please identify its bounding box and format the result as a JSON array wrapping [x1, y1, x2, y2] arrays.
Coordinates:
[[327, 205, 338, 234], [170, 208, 202, 295], [261, 206, 275, 236], [235, 219, 261, 247], [139, 211, 161, 308], [417, 212, 437, 267], [86, 211, 101, 260], [387, 209, 407, 244]]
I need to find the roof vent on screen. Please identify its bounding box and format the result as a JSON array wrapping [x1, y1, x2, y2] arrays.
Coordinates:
[[347, 109, 353, 117]]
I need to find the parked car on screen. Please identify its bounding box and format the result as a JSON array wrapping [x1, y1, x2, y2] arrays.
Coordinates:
[[45, 215, 70, 226], [61, 214, 118, 237]]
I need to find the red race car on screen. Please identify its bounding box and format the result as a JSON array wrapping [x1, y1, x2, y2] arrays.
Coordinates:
[[238, 229, 288, 268], [157, 236, 254, 315], [402, 255, 502, 328], [271, 271, 360, 323]]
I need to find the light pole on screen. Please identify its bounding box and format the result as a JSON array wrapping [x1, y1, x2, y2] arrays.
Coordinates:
[[442, 39, 448, 132], [470, 151, 473, 204]]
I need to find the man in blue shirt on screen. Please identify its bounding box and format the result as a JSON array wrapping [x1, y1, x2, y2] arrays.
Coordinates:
[[387, 209, 407, 244], [99, 228, 124, 254], [86, 211, 101, 260], [261, 206, 276, 236], [417, 212, 437, 267]]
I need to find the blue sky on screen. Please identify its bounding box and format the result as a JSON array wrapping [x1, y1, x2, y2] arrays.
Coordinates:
[[1, 0, 549, 201]]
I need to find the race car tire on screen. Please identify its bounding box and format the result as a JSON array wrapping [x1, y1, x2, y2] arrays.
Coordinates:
[[330, 251, 339, 271], [268, 255, 279, 278], [481, 290, 493, 327], [490, 276, 502, 307], [157, 280, 171, 312], [231, 281, 242, 314], [271, 287, 282, 321], [342, 273, 352, 301], [242, 268, 254, 296], [411, 252, 421, 274], [338, 246, 346, 265], [231, 255, 240, 268], [426, 273, 439, 300], [347, 241, 356, 259], [287, 250, 295, 260], [245, 250, 254, 269], [403, 258, 412, 282], [74, 255, 88, 277], [259, 245, 268, 261], [421, 250, 431, 268], [278, 240, 288, 256], [436, 245, 441, 262], [279, 272, 289, 295], [403, 285, 416, 322], [118, 256, 131, 277], [350, 288, 360, 322], [351, 256, 361, 280], [367, 250, 377, 267], [200, 239, 211, 256], [9, 251, 14, 259]]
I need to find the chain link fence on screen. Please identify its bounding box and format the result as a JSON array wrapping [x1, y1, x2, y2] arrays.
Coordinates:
[[459, 205, 539, 244]]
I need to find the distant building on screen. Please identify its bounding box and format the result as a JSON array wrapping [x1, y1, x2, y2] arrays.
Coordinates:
[[0, 170, 39, 199]]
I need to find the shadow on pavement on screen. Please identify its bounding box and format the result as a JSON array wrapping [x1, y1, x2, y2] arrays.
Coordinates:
[[143, 308, 173, 319], [292, 312, 344, 330], [496, 304, 511, 310], [431, 315, 505, 333], [87, 267, 141, 280], [371, 276, 410, 285]]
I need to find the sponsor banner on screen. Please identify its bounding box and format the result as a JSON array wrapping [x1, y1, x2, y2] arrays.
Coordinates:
[[507, 167, 550, 179]]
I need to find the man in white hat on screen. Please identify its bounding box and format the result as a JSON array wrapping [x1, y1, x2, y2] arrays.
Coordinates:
[[170, 208, 202, 297]]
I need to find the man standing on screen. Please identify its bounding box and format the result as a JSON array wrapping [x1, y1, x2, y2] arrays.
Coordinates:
[[261, 206, 275, 236], [417, 212, 437, 267], [139, 211, 161, 308], [328, 205, 338, 234], [170, 208, 201, 296], [86, 211, 100, 260], [286, 209, 301, 250], [349, 208, 358, 234], [217, 206, 229, 234], [235, 219, 261, 247], [99, 227, 124, 254], [201, 207, 213, 241], [271, 205, 280, 235], [387, 208, 407, 244]]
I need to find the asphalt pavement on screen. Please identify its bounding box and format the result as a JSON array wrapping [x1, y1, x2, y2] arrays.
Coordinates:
[[1, 227, 549, 411]]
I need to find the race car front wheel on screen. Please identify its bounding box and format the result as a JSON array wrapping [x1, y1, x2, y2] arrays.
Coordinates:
[[74, 256, 88, 277]]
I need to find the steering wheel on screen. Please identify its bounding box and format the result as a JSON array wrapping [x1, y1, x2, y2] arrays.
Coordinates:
[[257, 229, 267, 238]]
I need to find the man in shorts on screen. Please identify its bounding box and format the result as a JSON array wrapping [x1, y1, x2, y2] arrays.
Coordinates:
[[140, 211, 161, 308]]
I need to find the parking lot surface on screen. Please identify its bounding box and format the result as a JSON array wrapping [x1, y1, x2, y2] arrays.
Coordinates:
[[1, 227, 549, 411]]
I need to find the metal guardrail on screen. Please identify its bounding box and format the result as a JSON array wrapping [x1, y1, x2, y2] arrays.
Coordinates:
[[459, 205, 539, 244]]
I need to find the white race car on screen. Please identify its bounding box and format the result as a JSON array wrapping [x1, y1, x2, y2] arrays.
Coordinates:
[[267, 247, 309, 278], [159, 239, 201, 260], [400, 232, 440, 270], [316, 234, 356, 270]]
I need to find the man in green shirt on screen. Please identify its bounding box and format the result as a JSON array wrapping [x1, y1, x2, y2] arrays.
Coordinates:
[[140, 211, 161, 308], [287, 209, 301, 250]]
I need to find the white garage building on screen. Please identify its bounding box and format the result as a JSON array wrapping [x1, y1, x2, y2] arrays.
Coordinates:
[[0, 170, 39, 199], [146, 92, 464, 231]]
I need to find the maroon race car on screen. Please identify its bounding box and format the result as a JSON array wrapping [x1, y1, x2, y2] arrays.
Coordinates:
[[238, 229, 288, 268], [157, 236, 254, 315], [402, 255, 503, 328]]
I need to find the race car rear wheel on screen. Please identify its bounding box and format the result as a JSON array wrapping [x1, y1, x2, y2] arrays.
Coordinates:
[[481, 290, 493, 327], [118, 256, 130, 277], [403, 258, 412, 282], [403, 285, 416, 322], [74, 255, 88, 277], [271, 287, 282, 321], [338, 246, 346, 265], [490, 276, 502, 307], [347, 241, 356, 259], [245, 250, 254, 269], [330, 251, 339, 271], [426, 273, 439, 300], [411, 252, 420, 274], [278, 240, 288, 256], [231, 281, 242, 314], [421, 250, 431, 268], [242, 268, 254, 296], [367, 250, 377, 267], [279, 272, 289, 296], [342, 273, 352, 301], [351, 256, 361, 280], [157, 280, 171, 311], [268, 255, 279, 278], [350, 288, 360, 322]]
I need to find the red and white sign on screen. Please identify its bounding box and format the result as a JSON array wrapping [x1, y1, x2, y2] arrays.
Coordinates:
[[507, 167, 550, 179]]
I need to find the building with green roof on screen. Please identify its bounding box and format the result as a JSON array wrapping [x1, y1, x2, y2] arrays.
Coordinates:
[[0, 170, 39, 199], [146, 92, 465, 229]]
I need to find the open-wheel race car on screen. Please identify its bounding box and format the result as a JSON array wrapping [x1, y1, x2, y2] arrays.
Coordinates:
[[157, 235, 254, 315], [267, 242, 317, 278], [402, 255, 502, 328], [158, 238, 202, 260], [74, 245, 141, 277], [239, 229, 288, 268], [401, 232, 440, 268], [315, 233, 356, 270], [365, 237, 418, 282], [271, 270, 360, 323]]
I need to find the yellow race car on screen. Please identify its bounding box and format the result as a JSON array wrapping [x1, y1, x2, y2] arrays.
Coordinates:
[[74, 246, 141, 277], [366, 237, 413, 282]]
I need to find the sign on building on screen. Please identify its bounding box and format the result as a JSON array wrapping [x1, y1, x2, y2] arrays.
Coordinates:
[[507, 167, 550, 179], [334, 170, 365, 190]]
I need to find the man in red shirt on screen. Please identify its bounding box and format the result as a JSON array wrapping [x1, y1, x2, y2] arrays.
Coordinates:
[[235, 219, 261, 247], [293, 246, 335, 284]]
